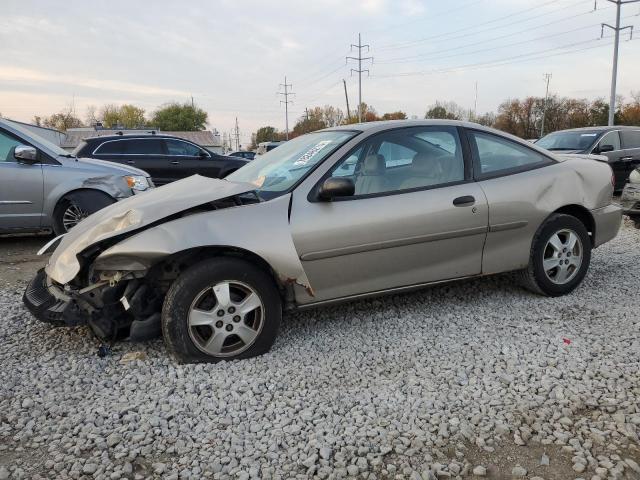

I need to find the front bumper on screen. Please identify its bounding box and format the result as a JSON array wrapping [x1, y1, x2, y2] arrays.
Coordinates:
[[592, 203, 622, 247], [23, 269, 85, 327], [620, 183, 640, 215]]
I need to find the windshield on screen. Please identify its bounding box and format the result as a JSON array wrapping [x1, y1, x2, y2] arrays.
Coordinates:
[[536, 130, 601, 151], [2, 120, 72, 157], [226, 130, 357, 198]]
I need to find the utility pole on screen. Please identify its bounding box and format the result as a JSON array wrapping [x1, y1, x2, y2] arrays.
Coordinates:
[[346, 33, 373, 123], [233, 117, 240, 151], [278, 76, 294, 140], [540, 73, 552, 138], [305, 107, 309, 121], [474, 81, 478, 118], [343, 79, 351, 121], [600, 0, 638, 126]]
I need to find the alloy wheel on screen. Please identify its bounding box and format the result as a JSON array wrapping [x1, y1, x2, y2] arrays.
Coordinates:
[[542, 229, 583, 285], [62, 203, 89, 231], [188, 281, 264, 357]]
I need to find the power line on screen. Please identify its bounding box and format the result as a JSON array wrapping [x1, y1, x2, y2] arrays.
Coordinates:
[[278, 75, 294, 140], [599, 0, 639, 125], [375, 8, 619, 65], [375, 0, 582, 52], [372, 35, 626, 79], [346, 33, 373, 123]]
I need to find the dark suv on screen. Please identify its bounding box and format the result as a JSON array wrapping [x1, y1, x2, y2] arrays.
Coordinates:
[[73, 134, 249, 186], [536, 126, 640, 190]]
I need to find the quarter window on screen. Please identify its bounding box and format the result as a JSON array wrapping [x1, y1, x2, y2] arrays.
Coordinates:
[[598, 131, 621, 151], [0, 130, 22, 162], [329, 126, 465, 196], [469, 131, 551, 176], [621, 130, 640, 149], [165, 139, 202, 156]]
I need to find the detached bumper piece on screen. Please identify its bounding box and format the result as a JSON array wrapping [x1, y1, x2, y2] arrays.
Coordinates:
[[23, 269, 85, 327]]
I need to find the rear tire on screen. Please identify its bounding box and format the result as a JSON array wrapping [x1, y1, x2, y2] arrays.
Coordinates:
[[52, 190, 115, 235], [519, 214, 591, 297], [162, 257, 281, 363]]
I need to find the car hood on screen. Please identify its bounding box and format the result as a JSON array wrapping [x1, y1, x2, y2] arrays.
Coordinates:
[[45, 175, 257, 284], [62, 156, 149, 177], [557, 153, 609, 163]]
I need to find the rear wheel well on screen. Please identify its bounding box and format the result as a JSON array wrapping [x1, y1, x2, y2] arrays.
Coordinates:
[[552, 205, 595, 246]]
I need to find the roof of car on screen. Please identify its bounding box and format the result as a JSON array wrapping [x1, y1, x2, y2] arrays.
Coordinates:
[[544, 125, 640, 133], [325, 119, 492, 132], [81, 133, 194, 142]]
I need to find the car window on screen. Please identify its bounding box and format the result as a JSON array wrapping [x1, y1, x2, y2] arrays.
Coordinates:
[[470, 131, 551, 176], [329, 126, 464, 196], [332, 148, 363, 177], [598, 131, 621, 151], [121, 138, 165, 155], [621, 130, 640, 149], [0, 130, 22, 162], [94, 140, 123, 155], [165, 139, 202, 156]]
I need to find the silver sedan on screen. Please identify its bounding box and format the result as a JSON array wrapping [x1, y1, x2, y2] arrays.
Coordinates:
[[24, 120, 621, 362]]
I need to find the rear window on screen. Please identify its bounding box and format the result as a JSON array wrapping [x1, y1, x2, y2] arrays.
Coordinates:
[[621, 130, 640, 149], [121, 138, 165, 155]]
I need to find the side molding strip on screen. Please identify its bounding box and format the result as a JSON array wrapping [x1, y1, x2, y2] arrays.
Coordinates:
[[300, 226, 488, 261], [489, 220, 528, 232]]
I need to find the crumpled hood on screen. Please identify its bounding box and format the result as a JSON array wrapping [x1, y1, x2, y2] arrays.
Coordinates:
[[45, 175, 257, 284]]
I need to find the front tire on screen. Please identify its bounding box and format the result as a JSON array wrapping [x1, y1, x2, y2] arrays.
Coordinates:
[[162, 257, 281, 363], [52, 191, 115, 235], [520, 214, 591, 297]]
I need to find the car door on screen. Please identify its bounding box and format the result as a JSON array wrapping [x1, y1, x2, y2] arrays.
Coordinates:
[[620, 129, 640, 179], [290, 126, 488, 304], [164, 139, 222, 180], [0, 129, 44, 231], [465, 129, 561, 275], [118, 138, 169, 185], [592, 130, 626, 190]]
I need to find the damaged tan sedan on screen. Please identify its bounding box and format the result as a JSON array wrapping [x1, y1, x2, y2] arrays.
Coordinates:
[[24, 121, 621, 362]]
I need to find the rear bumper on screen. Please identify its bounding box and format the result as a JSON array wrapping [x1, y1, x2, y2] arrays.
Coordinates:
[[592, 203, 622, 247], [23, 269, 85, 327]]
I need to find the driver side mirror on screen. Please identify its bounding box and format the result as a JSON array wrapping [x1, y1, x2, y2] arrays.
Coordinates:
[[597, 144, 615, 153], [318, 177, 355, 201], [14, 145, 38, 164]]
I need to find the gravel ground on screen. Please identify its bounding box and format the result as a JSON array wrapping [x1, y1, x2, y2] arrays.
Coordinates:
[[1, 223, 639, 480]]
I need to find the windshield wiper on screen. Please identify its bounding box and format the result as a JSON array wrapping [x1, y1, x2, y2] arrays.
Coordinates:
[[547, 147, 579, 151], [60, 154, 77, 158]]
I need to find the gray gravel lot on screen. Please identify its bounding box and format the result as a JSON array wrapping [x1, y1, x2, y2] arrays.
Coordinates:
[[1, 223, 639, 480]]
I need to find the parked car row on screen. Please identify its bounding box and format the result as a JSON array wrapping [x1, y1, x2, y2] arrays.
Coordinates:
[[74, 134, 249, 186], [536, 125, 640, 191], [23, 120, 621, 363]]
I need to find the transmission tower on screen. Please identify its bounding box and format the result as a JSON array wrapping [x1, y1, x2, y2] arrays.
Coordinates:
[[540, 73, 552, 138], [278, 76, 294, 140], [233, 117, 240, 151], [346, 33, 373, 123]]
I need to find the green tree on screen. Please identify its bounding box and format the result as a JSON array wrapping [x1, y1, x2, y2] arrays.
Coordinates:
[[119, 105, 146, 128], [42, 108, 83, 131], [100, 104, 121, 128], [425, 101, 463, 120], [150, 102, 208, 131], [381, 111, 408, 120], [98, 104, 146, 129], [255, 126, 279, 143]]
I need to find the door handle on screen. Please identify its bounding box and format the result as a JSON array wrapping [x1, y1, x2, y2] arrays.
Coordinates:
[[126, 160, 135, 164], [453, 195, 475, 206], [620, 156, 634, 161], [170, 161, 180, 165]]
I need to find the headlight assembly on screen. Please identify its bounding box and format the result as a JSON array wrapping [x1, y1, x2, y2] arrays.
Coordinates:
[[124, 175, 150, 191]]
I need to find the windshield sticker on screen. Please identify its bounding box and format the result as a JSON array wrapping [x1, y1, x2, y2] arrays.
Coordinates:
[[293, 140, 332, 166], [580, 133, 597, 137]]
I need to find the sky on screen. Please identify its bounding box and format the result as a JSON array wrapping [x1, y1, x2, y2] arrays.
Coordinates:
[[1, 0, 639, 147]]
